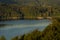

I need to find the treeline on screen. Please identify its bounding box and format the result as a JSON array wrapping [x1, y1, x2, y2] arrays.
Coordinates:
[[0, 3, 24, 20], [0, 17, 60, 40], [0, 3, 60, 20]]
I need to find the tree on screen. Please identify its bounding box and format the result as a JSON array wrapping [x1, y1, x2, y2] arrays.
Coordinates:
[[11, 36, 19, 40], [0, 36, 6, 40]]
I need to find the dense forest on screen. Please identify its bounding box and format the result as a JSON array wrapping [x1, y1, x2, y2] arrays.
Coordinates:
[[0, 17, 60, 40], [0, 2, 60, 20]]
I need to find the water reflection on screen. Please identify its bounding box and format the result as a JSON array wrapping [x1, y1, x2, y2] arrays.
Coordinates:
[[0, 24, 7, 27]]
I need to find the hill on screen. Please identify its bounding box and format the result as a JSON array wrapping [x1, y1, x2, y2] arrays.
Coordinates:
[[0, 0, 60, 20], [0, 0, 60, 6], [0, 3, 60, 20]]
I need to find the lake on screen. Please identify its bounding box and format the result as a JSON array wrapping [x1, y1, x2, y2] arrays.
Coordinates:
[[0, 19, 51, 40]]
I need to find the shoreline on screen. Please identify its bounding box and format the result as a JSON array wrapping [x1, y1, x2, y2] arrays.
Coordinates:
[[0, 17, 52, 21]]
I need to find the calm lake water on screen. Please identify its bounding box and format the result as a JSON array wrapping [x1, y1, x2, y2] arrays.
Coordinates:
[[0, 19, 51, 40]]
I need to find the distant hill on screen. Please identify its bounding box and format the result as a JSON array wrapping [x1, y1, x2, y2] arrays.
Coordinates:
[[0, 0, 17, 4], [0, 0, 60, 20], [0, 0, 60, 6]]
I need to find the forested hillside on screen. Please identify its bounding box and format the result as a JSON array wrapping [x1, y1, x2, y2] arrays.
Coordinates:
[[0, 0, 60, 6], [0, 0, 60, 20], [0, 3, 60, 20]]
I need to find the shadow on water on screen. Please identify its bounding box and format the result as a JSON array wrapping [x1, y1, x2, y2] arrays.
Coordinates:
[[0, 24, 14, 28], [0, 24, 6, 27]]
